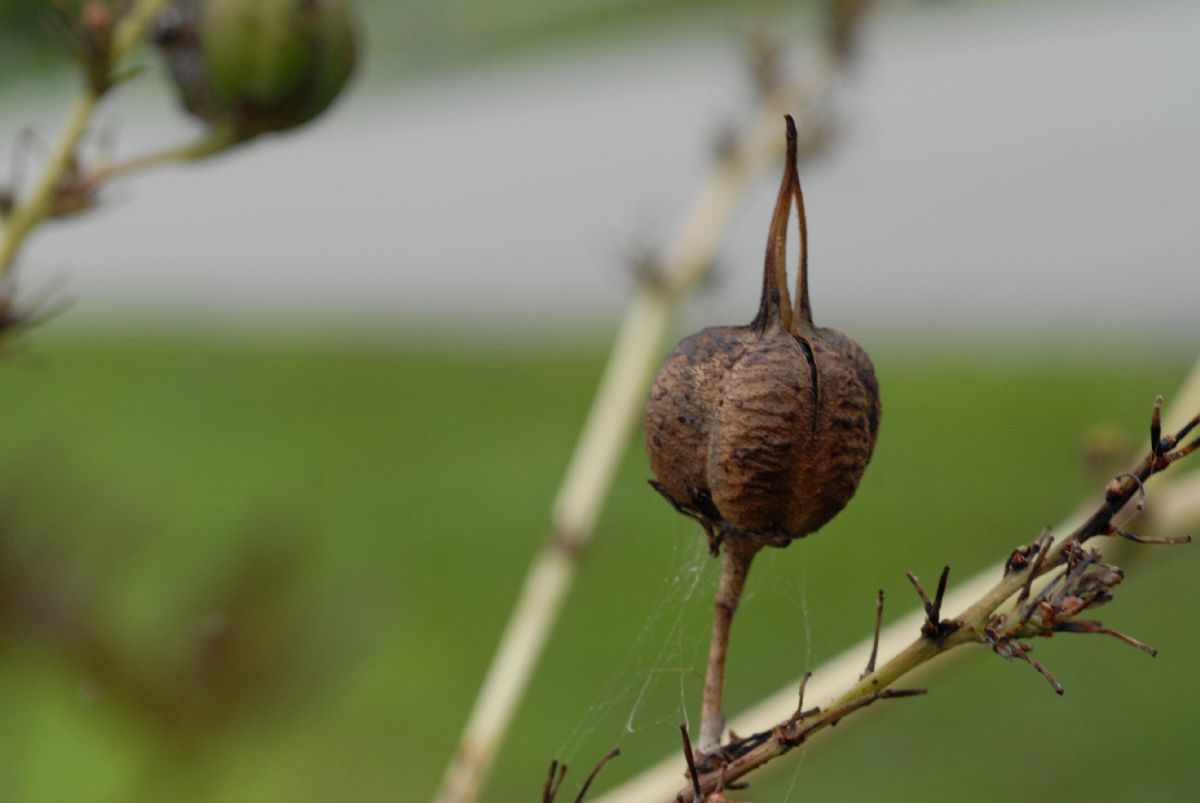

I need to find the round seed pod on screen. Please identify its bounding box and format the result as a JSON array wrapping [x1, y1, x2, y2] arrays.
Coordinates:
[[645, 116, 880, 550], [154, 0, 358, 142]]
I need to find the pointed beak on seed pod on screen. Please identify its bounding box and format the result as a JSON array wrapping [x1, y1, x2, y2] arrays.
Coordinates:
[[644, 115, 880, 551], [154, 0, 359, 143]]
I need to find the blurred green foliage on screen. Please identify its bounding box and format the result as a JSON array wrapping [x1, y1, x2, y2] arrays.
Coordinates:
[[0, 327, 1196, 802], [0, 0, 57, 71]]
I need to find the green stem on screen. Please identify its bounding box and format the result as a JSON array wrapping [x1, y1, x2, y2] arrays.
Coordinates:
[[0, 0, 172, 281], [87, 128, 238, 187], [112, 0, 172, 64], [0, 92, 97, 278]]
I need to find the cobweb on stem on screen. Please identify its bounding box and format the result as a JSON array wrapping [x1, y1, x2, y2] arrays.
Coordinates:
[[553, 535, 711, 771]]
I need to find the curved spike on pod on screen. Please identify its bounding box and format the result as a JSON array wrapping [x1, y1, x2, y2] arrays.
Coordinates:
[[790, 137, 813, 331], [752, 116, 797, 335]]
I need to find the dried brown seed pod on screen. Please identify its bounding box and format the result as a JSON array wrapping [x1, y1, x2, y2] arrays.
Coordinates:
[[645, 115, 881, 754], [645, 115, 880, 552]]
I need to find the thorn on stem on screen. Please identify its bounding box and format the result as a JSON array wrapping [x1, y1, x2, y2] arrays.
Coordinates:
[[1112, 528, 1191, 546], [1151, 395, 1164, 456], [861, 589, 884, 679], [1176, 415, 1200, 444], [680, 724, 703, 800], [1165, 412, 1200, 457], [1150, 395, 1200, 463], [572, 747, 620, 803], [906, 571, 931, 610], [1171, 438, 1200, 462], [543, 760, 567, 803], [1018, 650, 1065, 695], [933, 565, 950, 616], [1018, 529, 1053, 605], [909, 566, 958, 640], [1055, 620, 1158, 657], [795, 671, 813, 717]]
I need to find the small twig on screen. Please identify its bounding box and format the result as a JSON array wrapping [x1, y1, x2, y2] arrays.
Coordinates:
[[82, 128, 236, 190], [906, 572, 932, 612], [908, 566, 957, 640], [1019, 649, 1064, 696], [573, 748, 620, 803], [543, 760, 567, 803], [932, 566, 950, 621], [861, 590, 884, 679], [1017, 529, 1053, 604], [1151, 395, 1164, 455], [794, 671, 813, 718], [1111, 528, 1191, 545], [1055, 620, 1157, 656], [679, 726, 703, 800]]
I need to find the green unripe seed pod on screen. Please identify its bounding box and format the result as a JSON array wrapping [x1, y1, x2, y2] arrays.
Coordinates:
[[155, 0, 358, 141]]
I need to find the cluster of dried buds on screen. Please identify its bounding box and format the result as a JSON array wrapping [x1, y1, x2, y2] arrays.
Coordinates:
[[48, 1, 130, 93], [987, 541, 1150, 694]]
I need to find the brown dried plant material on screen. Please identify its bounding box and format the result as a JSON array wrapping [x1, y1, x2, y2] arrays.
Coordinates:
[[645, 115, 879, 552], [644, 115, 880, 754]]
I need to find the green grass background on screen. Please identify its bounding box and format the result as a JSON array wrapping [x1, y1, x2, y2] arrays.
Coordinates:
[[0, 325, 1196, 802], [2, 1, 1197, 800]]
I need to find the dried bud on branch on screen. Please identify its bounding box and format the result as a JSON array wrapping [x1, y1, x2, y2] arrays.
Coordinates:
[[48, 1, 125, 94]]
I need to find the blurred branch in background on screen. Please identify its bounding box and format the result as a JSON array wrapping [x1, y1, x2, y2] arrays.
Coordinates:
[[595, 358, 1200, 801], [0, 488, 333, 763], [434, 3, 874, 802], [0, 0, 357, 342], [0, 0, 171, 284]]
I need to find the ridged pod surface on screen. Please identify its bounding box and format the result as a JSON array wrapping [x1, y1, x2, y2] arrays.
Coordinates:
[[644, 116, 880, 550]]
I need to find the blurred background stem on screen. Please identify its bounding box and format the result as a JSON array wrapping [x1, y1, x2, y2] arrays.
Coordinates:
[[433, 86, 796, 803], [85, 127, 237, 187], [0, 0, 169, 281], [433, 5, 870, 797], [0, 90, 95, 278]]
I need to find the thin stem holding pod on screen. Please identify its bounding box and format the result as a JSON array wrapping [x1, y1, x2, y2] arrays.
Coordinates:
[[699, 539, 760, 754], [83, 126, 237, 189]]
